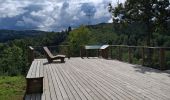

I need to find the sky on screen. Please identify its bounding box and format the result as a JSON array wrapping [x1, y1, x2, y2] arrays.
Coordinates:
[[0, 0, 125, 31]]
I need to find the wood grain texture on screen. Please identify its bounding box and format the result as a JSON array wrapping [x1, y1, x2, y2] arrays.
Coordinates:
[[25, 58, 170, 100]]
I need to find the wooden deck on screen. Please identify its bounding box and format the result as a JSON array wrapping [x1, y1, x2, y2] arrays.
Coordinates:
[[25, 58, 170, 100]]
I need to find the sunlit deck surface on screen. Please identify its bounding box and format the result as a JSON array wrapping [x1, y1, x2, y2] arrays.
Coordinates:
[[25, 57, 170, 100]]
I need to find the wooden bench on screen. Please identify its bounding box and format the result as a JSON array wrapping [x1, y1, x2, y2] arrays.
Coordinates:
[[26, 60, 44, 94], [43, 47, 66, 63]]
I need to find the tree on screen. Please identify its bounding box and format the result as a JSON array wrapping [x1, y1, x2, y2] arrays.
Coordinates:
[[1, 45, 23, 76], [68, 26, 72, 34], [109, 0, 170, 46], [68, 25, 91, 56]]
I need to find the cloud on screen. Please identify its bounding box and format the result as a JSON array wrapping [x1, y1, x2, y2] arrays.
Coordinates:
[[0, 0, 31, 18], [0, 0, 125, 31]]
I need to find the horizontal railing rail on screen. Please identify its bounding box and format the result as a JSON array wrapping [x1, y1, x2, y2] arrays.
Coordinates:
[[109, 45, 170, 70], [28, 45, 170, 70]]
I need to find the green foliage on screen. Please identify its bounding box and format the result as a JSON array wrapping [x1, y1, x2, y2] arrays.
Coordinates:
[[1, 45, 23, 76], [0, 76, 25, 100], [0, 30, 68, 76], [0, 30, 46, 43], [69, 25, 91, 45], [109, 0, 170, 46], [67, 23, 170, 69], [68, 25, 91, 56], [67, 24, 119, 56]]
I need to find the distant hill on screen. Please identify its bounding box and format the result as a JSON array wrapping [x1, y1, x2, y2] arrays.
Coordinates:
[[0, 30, 46, 43]]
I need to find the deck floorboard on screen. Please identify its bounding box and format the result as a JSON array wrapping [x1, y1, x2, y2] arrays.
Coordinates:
[[25, 58, 170, 100]]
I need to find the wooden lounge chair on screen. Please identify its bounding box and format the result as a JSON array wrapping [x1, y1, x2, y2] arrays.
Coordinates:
[[43, 47, 66, 63]]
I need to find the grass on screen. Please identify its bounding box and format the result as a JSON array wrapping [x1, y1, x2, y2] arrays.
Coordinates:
[[0, 76, 26, 100]]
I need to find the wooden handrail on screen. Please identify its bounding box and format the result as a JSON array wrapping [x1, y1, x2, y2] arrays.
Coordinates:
[[160, 48, 165, 70], [110, 45, 170, 49], [109, 45, 169, 70], [128, 47, 132, 63], [31, 45, 70, 48], [141, 47, 145, 66], [28, 45, 169, 70]]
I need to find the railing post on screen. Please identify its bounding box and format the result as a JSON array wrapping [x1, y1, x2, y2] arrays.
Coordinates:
[[128, 47, 132, 63], [142, 47, 145, 65], [118, 46, 121, 60], [147, 47, 152, 66], [109, 46, 112, 59], [28, 46, 34, 64], [67, 46, 70, 59], [159, 48, 166, 70], [80, 45, 84, 58], [97, 49, 100, 57]]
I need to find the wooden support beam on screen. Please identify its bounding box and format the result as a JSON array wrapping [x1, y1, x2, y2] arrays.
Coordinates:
[[67, 46, 70, 59], [141, 47, 145, 66], [128, 47, 132, 63], [110, 46, 112, 59], [80, 46, 84, 58], [118, 46, 121, 61], [159, 48, 166, 70]]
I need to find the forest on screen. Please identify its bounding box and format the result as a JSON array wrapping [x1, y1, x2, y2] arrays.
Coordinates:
[[0, 21, 170, 76], [0, 0, 170, 99]]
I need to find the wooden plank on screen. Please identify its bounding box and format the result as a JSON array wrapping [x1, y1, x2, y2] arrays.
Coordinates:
[[36, 61, 40, 77], [61, 63, 109, 100], [39, 60, 44, 77], [82, 59, 143, 98], [49, 64, 69, 100], [55, 63, 88, 100], [63, 61, 115, 100], [91, 58, 170, 100], [61, 66, 110, 100], [100, 59, 170, 93], [25, 58, 170, 100], [98, 58, 170, 86], [48, 64, 63, 100], [74, 58, 148, 100], [31, 60, 38, 78], [82, 59, 147, 100], [44, 67, 51, 100], [85, 58, 154, 99], [56, 64, 82, 100], [69, 71, 102, 100], [46, 64, 58, 100], [69, 59, 127, 100], [26, 61, 36, 78], [41, 60, 46, 100], [59, 63, 94, 100], [52, 64, 75, 100], [48, 64, 66, 100]]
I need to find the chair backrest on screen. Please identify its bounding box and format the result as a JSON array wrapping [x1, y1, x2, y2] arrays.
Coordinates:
[[43, 47, 54, 58]]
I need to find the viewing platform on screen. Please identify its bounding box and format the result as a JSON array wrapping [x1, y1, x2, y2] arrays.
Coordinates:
[[25, 57, 170, 100]]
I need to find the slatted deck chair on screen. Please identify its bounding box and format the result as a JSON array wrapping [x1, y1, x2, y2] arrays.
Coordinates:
[[43, 46, 66, 63]]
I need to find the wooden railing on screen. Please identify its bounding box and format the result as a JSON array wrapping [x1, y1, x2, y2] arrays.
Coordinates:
[[28, 45, 170, 70], [109, 45, 170, 70]]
